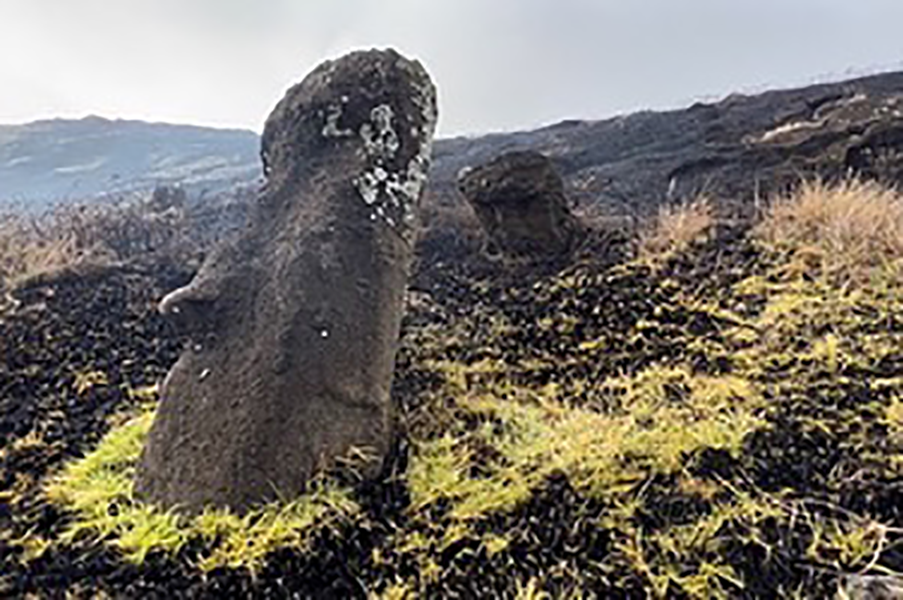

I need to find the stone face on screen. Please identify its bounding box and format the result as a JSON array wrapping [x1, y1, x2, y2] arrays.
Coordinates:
[[135, 49, 437, 513], [457, 151, 579, 260]]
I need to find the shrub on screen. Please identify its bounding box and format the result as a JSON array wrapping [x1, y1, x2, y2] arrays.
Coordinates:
[[0, 192, 200, 290], [0, 208, 106, 290], [637, 196, 714, 261], [755, 179, 903, 281]]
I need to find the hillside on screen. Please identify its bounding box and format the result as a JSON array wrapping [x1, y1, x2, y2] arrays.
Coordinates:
[[4, 70, 903, 218], [0, 116, 261, 208], [431, 70, 903, 216]]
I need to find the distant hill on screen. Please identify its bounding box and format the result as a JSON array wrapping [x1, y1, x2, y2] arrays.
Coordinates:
[[0, 116, 261, 208], [4, 70, 903, 214], [432, 70, 903, 216]]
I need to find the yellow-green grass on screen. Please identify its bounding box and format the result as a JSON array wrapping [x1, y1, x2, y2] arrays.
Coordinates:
[[407, 365, 761, 515], [395, 362, 774, 598], [43, 401, 359, 573]]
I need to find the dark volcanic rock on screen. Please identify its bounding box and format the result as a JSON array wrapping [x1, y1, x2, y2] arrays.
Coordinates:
[[842, 575, 903, 600], [457, 151, 579, 260], [135, 49, 438, 513]]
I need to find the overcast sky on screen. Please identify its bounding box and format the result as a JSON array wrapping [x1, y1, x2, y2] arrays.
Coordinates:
[[1, 0, 903, 137]]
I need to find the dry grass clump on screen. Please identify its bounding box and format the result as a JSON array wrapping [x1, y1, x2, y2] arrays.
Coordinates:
[[638, 196, 714, 262], [755, 179, 903, 279], [0, 193, 198, 290], [0, 209, 104, 289]]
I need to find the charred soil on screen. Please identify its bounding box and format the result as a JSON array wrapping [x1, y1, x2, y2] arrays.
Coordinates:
[[1, 218, 902, 598]]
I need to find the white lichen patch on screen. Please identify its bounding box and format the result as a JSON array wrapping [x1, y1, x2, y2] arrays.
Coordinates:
[[321, 103, 355, 138], [353, 96, 436, 240], [393, 148, 432, 226], [360, 105, 400, 157]]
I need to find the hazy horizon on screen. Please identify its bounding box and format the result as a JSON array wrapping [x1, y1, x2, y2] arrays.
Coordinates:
[[2, 1, 903, 136]]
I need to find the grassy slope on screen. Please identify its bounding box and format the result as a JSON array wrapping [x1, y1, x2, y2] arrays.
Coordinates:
[[2, 182, 903, 598]]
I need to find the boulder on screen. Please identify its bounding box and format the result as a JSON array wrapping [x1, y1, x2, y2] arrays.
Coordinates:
[[457, 150, 579, 260], [135, 49, 437, 513], [842, 575, 903, 600]]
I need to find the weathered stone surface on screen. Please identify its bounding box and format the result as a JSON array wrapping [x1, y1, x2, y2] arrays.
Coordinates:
[[842, 575, 903, 600], [457, 151, 579, 259], [135, 49, 437, 513]]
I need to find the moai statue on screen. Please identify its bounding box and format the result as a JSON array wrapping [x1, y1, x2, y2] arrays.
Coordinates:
[[136, 49, 437, 513], [458, 151, 580, 261]]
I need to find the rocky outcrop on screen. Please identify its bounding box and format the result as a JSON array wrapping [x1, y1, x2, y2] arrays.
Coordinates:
[[457, 151, 579, 259], [135, 49, 437, 513], [842, 575, 903, 600]]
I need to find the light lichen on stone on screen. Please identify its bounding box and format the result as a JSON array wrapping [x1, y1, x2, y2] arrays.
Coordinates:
[[360, 104, 400, 157], [352, 97, 435, 238], [321, 102, 354, 138]]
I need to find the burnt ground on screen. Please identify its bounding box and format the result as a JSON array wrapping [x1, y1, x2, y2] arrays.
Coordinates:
[[1, 227, 902, 599]]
